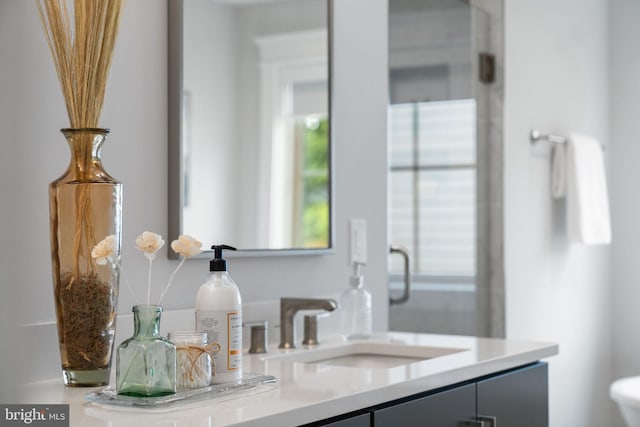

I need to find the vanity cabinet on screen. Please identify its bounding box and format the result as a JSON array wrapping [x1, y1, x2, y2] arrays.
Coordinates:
[[309, 362, 548, 427]]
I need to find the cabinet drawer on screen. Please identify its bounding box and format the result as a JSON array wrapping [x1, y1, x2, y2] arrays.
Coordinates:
[[373, 383, 476, 427], [477, 363, 549, 427]]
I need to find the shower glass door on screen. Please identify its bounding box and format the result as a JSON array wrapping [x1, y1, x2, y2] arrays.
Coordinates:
[[388, 0, 503, 337]]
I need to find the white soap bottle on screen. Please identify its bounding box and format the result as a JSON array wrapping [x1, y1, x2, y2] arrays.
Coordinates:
[[340, 262, 372, 339], [195, 245, 242, 384]]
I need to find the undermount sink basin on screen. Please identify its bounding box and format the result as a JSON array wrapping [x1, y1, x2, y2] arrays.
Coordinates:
[[263, 341, 467, 369]]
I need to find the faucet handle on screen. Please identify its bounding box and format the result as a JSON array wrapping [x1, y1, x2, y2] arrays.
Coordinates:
[[302, 313, 331, 347], [244, 320, 268, 354], [302, 315, 319, 346]]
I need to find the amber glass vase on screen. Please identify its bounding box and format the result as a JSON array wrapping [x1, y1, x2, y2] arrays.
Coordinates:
[[49, 128, 123, 386]]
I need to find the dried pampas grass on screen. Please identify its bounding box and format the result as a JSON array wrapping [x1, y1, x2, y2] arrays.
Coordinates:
[[36, 0, 125, 128]]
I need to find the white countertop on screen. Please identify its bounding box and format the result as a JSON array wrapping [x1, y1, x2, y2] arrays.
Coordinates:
[[21, 332, 558, 427]]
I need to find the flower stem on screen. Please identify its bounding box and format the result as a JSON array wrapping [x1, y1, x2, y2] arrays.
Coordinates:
[[158, 257, 185, 306], [146, 258, 153, 306], [111, 258, 138, 302]]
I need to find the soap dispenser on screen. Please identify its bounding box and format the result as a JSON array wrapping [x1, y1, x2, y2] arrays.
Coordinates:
[[195, 245, 242, 383], [340, 261, 372, 339]]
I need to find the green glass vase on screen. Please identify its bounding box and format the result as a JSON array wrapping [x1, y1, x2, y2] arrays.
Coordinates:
[[116, 305, 176, 397]]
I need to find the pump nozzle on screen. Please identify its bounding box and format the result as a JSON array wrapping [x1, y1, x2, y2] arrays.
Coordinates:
[[210, 244, 237, 271], [350, 261, 365, 288]]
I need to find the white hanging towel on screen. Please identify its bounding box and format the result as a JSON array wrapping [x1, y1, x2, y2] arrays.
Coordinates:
[[566, 134, 611, 245], [550, 143, 566, 199]]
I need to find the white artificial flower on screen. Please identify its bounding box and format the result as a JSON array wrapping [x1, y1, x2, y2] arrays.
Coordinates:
[[92, 235, 116, 265], [135, 231, 165, 260], [170, 235, 203, 259]]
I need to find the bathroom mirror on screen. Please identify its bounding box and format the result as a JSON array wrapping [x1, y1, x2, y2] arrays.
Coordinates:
[[168, 0, 332, 255]]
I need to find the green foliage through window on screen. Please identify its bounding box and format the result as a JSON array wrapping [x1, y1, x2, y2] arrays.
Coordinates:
[[295, 115, 329, 248]]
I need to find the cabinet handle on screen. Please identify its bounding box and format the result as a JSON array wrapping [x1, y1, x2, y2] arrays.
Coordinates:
[[389, 244, 411, 305], [459, 420, 485, 427], [477, 415, 497, 427]]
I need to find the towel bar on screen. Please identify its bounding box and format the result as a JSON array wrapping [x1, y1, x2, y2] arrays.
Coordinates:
[[530, 129, 605, 150], [530, 129, 567, 145]]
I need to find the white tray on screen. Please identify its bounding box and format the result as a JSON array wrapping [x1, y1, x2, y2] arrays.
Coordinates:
[[85, 373, 277, 409]]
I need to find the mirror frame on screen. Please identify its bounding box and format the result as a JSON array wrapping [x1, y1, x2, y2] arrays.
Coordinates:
[[167, 0, 335, 258]]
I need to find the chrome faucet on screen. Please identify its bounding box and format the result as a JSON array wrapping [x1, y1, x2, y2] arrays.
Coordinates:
[[279, 297, 337, 349]]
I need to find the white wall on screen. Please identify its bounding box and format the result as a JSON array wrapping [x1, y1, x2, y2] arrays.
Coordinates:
[[504, 0, 613, 426], [0, 0, 388, 398], [611, 1, 640, 425]]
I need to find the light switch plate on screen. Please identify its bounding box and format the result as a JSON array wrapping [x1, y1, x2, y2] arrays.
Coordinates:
[[350, 219, 367, 264]]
